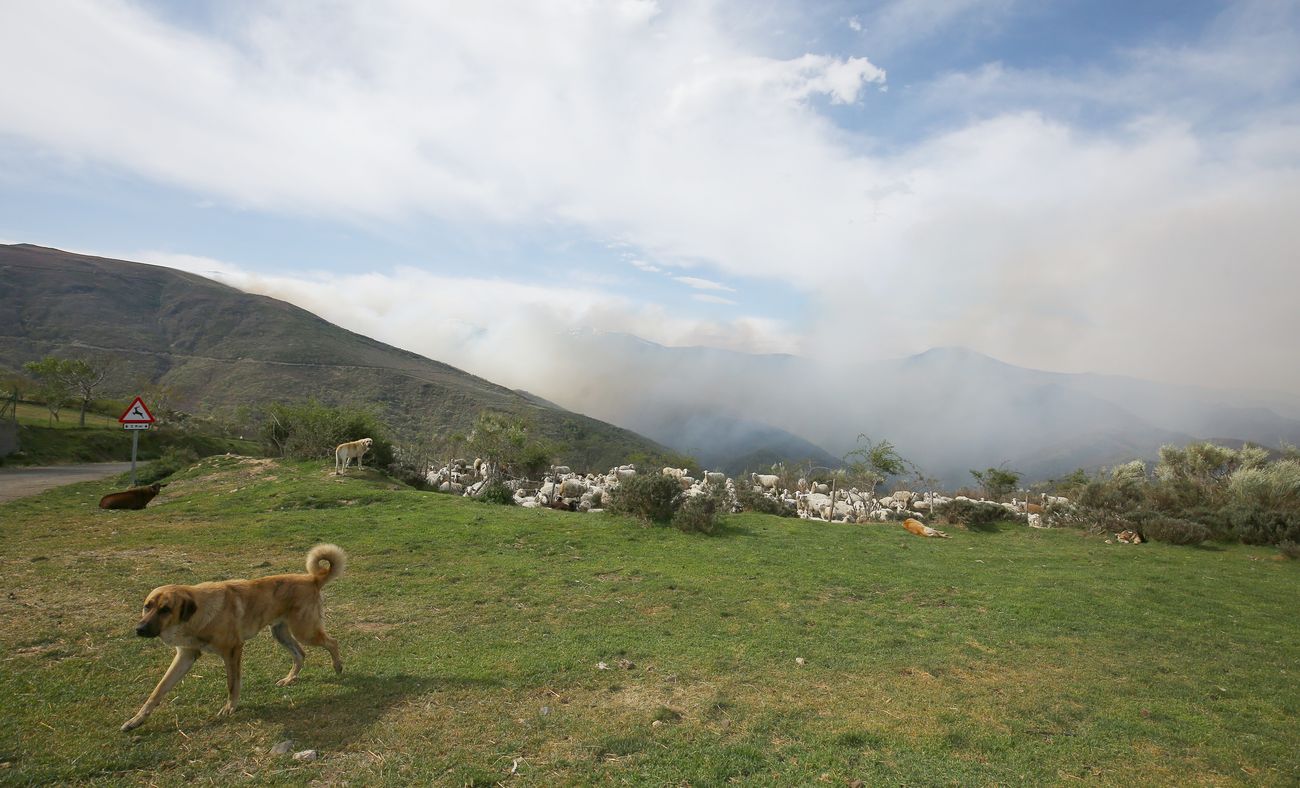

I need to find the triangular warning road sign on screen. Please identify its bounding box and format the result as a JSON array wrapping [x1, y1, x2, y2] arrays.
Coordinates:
[[119, 396, 156, 424]]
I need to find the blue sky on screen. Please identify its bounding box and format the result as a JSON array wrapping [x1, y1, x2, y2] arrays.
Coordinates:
[[2, 1, 1298, 395]]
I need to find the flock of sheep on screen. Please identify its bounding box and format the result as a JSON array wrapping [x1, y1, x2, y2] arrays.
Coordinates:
[[423, 459, 1071, 525]]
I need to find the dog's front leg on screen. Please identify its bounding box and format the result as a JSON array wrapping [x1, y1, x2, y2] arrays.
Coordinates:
[[121, 647, 200, 732], [217, 644, 243, 716]]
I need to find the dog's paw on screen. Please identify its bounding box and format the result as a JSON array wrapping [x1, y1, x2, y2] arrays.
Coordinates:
[[120, 717, 144, 732], [217, 703, 237, 717], [275, 676, 297, 687], [334, 662, 343, 674]]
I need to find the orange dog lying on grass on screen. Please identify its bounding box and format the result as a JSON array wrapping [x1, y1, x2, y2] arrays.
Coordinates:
[[903, 517, 950, 538], [121, 545, 346, 732]]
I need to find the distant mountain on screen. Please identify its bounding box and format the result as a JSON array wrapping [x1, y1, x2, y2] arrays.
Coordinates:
[[631, 409, 842, 476], [525, 334, 1300, 487], [0, 244, 676, 471]]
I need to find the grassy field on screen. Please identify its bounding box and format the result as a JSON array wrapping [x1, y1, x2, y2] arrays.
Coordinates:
[[11, 401, 121, 429], [0, 457, 1296, 786], [2, 402, 259, 466]]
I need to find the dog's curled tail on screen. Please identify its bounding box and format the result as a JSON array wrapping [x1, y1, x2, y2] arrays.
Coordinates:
[[306, 544, 346, 585]]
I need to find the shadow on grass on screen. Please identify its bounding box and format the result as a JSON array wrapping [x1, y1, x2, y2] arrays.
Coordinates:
[[228, 671, 501, 750], [711, 520, 757, 538], [945, 521, 1007, 535]]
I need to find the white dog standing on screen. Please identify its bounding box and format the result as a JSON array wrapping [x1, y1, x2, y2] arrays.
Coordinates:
[[334, 438, 374, 475]]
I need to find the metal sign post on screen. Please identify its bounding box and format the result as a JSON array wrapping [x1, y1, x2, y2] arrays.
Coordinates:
[[119, 397, 156, 487]]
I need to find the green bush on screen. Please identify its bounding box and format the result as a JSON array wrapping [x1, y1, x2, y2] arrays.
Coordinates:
[[1228, 461, 1300, 512], [135, 446, 200, 485], [672, 492, 721, 534], [734, 485, 794, 517], [1142, 517, 1210, 546], [935, 499, 1007, 530], [1145, 477, 1216, 515], [1224, 504, 1300, 546], [1279, 541, 1300, 560], [260, 400, 392, 466], [609, 473, 682, 524], [476, 480, 516, 506]]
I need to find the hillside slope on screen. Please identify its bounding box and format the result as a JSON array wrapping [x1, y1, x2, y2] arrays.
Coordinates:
[[0, 244, 673, 470]]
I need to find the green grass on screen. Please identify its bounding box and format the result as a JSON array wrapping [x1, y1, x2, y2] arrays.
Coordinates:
[[12, 401, 121, 429], [2, 405, 260, 466], [0, 457, 1296, 785]]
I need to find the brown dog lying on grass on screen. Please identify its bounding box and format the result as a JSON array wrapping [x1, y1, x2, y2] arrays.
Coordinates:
[[121, 544, 347, 732], [99, 483, 166, 510]]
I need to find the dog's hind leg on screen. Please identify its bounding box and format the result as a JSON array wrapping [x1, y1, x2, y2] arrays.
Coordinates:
[[272, 622, 306, 686], [217, 644, 243, 717], [121, 647, 200, 732], [292, 620, 343, 674]]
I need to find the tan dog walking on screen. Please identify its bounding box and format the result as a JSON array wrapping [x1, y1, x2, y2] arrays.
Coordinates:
[[121, 544, 346, 732]]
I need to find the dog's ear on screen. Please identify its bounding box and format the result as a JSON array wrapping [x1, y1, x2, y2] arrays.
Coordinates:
[[178, 595, 197, 623]]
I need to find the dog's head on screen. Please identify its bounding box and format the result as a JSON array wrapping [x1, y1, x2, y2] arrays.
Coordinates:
[[362, 438, 374, 449], [134, 586, 197, 638]]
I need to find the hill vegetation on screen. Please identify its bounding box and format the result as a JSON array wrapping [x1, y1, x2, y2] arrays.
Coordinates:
[[1, 400, 257, 466], [0, 243, 681, 471], [0, 458, 1295, 784]]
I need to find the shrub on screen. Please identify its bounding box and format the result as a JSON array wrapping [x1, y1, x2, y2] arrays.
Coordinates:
[[935, 499, 1007, 530], [1142, 517, 1210, 546], [734, 485, 795, 517], [261, 400, 392, 465], [136, 446, 199, 485], [1279, 541, 1300, 560], [1227, 460, 1300, 512], [609, 473, 681, 524], [1224, 504, 1300, 546], [1077, 474, 1148, 532], [672, 491, 722, 534], [476, 480, 516, 506], [1146, 477, 1216, 515]]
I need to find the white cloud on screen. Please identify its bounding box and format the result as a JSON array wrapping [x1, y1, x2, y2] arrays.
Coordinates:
[[673, 276, 735, 292], [3, 1, 1300, 393], [0, 0, 889, 284], [693, 293, 738, 305], [139, 251, 795, 393]]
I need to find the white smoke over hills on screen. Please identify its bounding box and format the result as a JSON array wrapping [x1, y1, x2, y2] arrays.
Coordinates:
[[529, 333, 1300, 487]]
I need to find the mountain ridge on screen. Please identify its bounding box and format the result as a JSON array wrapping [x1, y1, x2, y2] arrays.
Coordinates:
[[0, 243, 679, 471]]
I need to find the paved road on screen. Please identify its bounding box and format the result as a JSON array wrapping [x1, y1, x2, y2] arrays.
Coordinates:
[[0, 462, 137, 503]]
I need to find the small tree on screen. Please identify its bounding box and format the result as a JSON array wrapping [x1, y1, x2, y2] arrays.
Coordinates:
[[465, 411, 529, 482], [23, 357, 73, 426], [843, 435, 911, 501], [63, 358, 110, 427], [136, 381, 182, 426], [22, 355, 112, 427], [970, 466, 1021, 501]]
